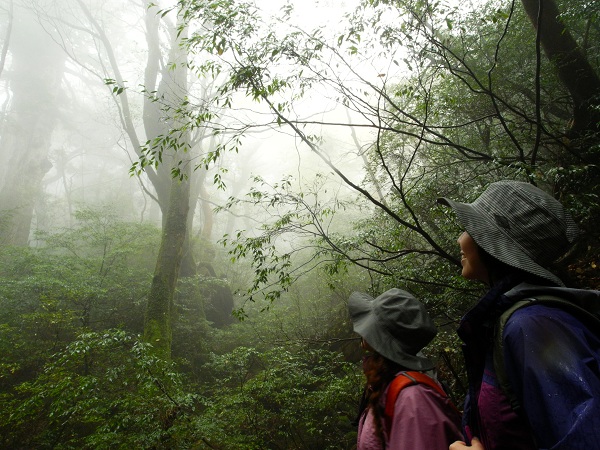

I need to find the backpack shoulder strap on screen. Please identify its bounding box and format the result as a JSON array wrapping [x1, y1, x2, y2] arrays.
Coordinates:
[[493, 295, 600, 411], [493, 299, 533, 411], [384, 371, 448, 419]]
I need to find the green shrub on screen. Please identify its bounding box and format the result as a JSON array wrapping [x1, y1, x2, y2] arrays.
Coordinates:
[[191, 346, 362, 450], [0, 330, 196, 450]]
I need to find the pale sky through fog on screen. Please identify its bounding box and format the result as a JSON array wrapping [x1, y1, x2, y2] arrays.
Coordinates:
[[259, 0, 362, 41], [247, 0, 474, 188], [223, 0, 372, 186]]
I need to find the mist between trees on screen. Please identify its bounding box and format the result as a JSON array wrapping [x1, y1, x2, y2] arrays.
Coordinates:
[[0, 0, 598, 448]]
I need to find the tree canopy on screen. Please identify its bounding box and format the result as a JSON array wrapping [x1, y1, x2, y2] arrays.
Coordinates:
[[153, 0, 599, 303]]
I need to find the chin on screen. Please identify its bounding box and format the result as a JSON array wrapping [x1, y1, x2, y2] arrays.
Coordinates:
[[461, 269, 485, 283]]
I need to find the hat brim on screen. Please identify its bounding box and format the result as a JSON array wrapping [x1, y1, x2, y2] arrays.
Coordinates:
[[437, 197, 564, 286], [348, 292, 435, 371]]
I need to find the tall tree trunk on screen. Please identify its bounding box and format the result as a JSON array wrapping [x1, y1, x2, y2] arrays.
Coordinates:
[[0, 11, 65, 245], [179, 170, 205, 277], [142, 14, 190, 358], [521, 0, 600, 137], [143, 168, 190, 357], [0, 0, 13, 79], [143, 2, 199, 279]]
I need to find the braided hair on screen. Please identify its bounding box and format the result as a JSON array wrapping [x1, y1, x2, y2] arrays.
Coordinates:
[[356, 350, 405, 448]]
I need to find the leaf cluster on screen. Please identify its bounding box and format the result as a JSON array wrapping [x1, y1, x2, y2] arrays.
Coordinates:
[[191, 346, 362, 450]]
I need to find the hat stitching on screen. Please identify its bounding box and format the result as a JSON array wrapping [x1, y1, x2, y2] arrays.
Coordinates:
[[439, 181, 579, 287]]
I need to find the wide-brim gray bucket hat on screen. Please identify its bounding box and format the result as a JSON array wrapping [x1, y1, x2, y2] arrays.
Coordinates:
[[437, 180, 579, 287], [348, 288, 437, 371]]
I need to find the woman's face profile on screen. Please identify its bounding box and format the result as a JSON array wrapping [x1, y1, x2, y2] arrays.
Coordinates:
[[457, 232, 489, 283]]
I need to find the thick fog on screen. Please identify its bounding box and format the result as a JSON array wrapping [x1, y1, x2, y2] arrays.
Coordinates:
[[0, 0, 370, 246]]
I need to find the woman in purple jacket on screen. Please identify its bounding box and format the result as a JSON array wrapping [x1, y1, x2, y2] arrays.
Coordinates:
[[439, 180, 600, 450], [349, 288, 462, 450]]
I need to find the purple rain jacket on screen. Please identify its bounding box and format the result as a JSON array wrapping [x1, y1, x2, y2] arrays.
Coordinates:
[[458, 282, 600, 450]]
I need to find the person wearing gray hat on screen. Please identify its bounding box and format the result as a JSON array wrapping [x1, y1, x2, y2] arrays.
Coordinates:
[[349, 288, 461, 450], [438, 180, 600, 450]]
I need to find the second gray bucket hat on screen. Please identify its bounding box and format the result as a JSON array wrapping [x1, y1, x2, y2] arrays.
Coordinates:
[[348, 288, 437, 371]]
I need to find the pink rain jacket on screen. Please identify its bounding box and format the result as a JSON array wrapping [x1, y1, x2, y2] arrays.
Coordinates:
[[356, 378, 462, 450]]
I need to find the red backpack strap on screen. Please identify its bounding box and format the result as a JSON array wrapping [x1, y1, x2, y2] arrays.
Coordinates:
[[385, 371, 461, 436], [384, 371, 449, 426]]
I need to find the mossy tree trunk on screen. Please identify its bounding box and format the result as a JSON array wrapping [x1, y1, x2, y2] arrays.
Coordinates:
[[142, 13, 191, 358], [144, 170, 190, 358]]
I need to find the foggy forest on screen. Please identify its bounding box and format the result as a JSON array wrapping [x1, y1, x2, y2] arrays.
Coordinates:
[[0, 0, 598, 448]]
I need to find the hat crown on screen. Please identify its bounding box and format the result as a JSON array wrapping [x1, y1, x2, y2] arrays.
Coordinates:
[[373, 290, 437, 355], [472, 181, 578, 264], [348, 288, 437, 370]]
